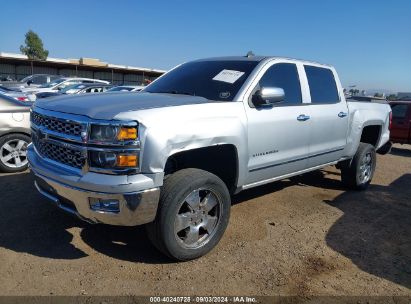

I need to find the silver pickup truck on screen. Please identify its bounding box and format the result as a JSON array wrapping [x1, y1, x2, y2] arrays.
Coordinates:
[[28, 55, 391, 260]]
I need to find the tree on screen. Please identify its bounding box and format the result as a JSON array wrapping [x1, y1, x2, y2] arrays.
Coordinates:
[[20, 30, 49, 60]]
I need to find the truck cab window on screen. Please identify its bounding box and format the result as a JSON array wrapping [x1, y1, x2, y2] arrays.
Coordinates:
[[258, 63, 302, 105], [305, 65, 339, 104]]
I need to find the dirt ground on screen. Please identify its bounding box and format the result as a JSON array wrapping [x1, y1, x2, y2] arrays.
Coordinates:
[[0, 144, 410, 297]]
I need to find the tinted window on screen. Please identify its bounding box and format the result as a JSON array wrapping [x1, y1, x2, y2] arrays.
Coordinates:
[[145, 60, 259, 101], [258, 63, 302, 104], [305, 66, 339, 104], [391, 104, 408, 119]]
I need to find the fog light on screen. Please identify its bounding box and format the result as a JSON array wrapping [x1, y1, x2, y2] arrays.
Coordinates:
[[89, 198, 120, 213]]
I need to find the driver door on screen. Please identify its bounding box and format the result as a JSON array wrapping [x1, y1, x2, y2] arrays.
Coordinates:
[[244, 61, 311, 186]]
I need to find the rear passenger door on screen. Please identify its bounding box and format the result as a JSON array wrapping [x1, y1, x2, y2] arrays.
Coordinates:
[[304, 65, 349, 167]]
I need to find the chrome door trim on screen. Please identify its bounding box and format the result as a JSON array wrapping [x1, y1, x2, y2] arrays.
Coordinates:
[[249, 147, 344, 172]]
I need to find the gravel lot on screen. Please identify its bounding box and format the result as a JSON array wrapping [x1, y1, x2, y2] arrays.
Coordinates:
[[0, 144, 410, 296]]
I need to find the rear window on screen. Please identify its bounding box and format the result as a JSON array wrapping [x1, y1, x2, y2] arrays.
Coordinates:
[[391, 104, 409, 119], [305, 66, 339, 104]]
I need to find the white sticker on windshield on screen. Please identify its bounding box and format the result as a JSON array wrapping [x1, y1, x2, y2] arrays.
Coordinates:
[[212, 69, 245, 84]]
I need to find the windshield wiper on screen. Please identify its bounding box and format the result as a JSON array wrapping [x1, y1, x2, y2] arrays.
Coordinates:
[[156, 90, 196, 96]]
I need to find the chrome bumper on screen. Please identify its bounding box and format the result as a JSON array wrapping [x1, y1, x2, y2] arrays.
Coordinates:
[[28, 144, 161, 226]]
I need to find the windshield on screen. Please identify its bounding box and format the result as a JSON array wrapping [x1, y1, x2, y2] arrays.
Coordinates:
[[40, 78, 65, 88], [144, 60, 259, 101], [20, 75, 33, 82]]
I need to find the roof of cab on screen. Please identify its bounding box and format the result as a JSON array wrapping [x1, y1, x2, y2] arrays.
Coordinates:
[[193, 55, 333, 67]]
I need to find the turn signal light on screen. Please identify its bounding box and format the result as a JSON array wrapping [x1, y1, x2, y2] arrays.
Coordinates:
[[117, 127, 137, 140], [117, 155, 138, 167]]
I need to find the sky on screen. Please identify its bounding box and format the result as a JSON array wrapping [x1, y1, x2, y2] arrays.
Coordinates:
[[0, 0, 410, 92]]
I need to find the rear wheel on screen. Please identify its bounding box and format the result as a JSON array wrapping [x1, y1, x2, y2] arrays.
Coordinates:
[[146, 168, 231, 261], [0, 134, 30, 173], [341, 143, 376, 190]]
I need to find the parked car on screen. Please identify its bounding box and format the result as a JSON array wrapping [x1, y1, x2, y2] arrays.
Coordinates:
[[0, 85, 36, 102], [36, 83, 113, 99], [106, 85, 144, 92], [0, 94, 31, 173], [0, 74, 60, 90], [28, 55, 391, 261], [389, 101, 411, 144], [21, 77, 110, 94]]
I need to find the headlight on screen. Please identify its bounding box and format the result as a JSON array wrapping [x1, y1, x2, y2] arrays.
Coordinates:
[[90, 125, 119, 141], [89, 151, 138, 169], [90, 125, 138, 142]]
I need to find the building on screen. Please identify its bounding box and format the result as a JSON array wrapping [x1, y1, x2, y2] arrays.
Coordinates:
[[0, 52, 166, 85]]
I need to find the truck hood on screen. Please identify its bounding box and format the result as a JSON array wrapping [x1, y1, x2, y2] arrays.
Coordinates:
[[34, 92, 213, 120]]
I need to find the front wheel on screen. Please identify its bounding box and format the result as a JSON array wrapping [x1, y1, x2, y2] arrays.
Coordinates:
[[146, 168, 231, 261], [341, 143, 376, 190]]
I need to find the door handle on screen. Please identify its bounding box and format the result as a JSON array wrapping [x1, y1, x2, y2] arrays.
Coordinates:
[[297, 114, 310, 121], [338, 112, 348, 118]]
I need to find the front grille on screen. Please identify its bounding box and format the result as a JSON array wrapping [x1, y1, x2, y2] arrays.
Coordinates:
[[31, 112, 82, 137], [33, 135, 86, 169]]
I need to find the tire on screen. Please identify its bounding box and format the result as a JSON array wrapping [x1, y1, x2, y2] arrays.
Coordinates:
[[341, 143, 376, 190], [146, 168, 231, 261], [0, 134, 31, 173]]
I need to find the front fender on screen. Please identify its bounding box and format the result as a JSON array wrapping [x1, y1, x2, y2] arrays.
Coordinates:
[[140, 116, 248, 186]]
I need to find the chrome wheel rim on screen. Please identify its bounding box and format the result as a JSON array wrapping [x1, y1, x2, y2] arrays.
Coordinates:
[[359, 152, 373, 184], [174, 188, 222, 249], [0, 139, 28, 168]]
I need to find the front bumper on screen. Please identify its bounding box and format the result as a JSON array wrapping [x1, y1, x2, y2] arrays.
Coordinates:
[[28, 144, 162, 226]]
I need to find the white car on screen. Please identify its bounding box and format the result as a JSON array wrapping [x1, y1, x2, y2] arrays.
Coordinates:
[[21, 77, 110, 94]]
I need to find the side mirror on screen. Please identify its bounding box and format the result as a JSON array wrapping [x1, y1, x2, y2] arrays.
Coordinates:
[[252, 87, 285, 107], [27, 80, 33, 86]]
